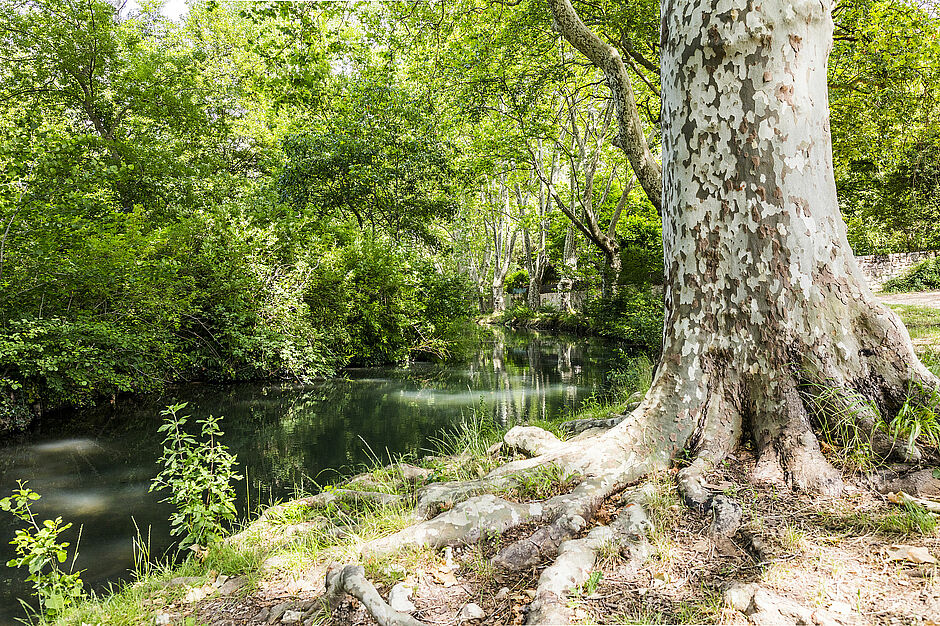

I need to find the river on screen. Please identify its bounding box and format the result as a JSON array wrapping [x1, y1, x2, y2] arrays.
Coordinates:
[[0, 328, 630, 622]]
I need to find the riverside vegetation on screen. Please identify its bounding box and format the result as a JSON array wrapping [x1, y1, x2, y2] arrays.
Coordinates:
[[4, 0, 940, 624], [0, 306, 932, 625]]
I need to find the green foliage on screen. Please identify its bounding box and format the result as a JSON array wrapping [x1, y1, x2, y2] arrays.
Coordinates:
[[888, 381, 940, 454], [802, 375, 940, 469], [830, 0, 940, 253], [504, 268, 529, 292], [882, 257, 940, 293], [581, 288, 664, 350], [150, 403, 242, 546], [0, 482, 84, 620]]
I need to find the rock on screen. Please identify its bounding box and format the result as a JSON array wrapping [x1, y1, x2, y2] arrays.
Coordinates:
[[724, 582, 759, 612], [709, 494, 743, 538], [503, 426, 562, 457], [167, 576, 202, 587], [154, 614, 171, 626], [268, 602, 293, 624], [253, 607, 270, 622], [872, 468, 940, 498], [397, 463, 434, 483], [495, 587, 510, 601], [485, 441, 503, 456], [389, 583, 417, 613], [218, 576, 247, 596], [281, 610, 303, 624], [458, 602, 486, 621]]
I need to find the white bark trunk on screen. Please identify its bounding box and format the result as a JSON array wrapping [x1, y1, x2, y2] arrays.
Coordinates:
[[647, 0, 938, 497]]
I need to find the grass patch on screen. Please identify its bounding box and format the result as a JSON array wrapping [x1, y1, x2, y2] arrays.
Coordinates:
[[890, 304, 940, 349], [496, 464, 580, 501], [817, 501, 938, 537]]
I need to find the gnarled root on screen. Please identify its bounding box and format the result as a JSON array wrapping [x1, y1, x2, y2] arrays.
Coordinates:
[[492, 474, 621, 571], [558, 415, 627, 437], [324, 564, 425, 626], [526, 500, 651, 625], [364, 494, 545, 556]]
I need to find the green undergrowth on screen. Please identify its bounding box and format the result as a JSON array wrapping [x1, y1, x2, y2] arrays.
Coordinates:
[[816, 500, 938, 537], [58, 539, 266, 625], [495, 288, 664, 352], [882, 257, 940, 292]]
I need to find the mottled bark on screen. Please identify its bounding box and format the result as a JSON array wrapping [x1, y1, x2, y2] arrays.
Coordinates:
[[649, 0, 938, 499]]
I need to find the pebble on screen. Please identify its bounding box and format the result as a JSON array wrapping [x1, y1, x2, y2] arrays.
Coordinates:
[[458, 602, 485, 621], [389, 583, 417, 613], [154, 614, 171, 626], [281, 610, 303, 624], [495, 587, 510, 601]]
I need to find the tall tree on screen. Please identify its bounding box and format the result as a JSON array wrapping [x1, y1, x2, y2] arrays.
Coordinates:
[[647, 0, 938, 502]]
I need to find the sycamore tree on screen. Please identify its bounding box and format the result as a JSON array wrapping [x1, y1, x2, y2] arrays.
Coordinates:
[[320, 1, 939, 623]]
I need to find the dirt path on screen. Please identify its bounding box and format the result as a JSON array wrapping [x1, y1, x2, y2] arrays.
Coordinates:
[[879, 291, 940, 309]]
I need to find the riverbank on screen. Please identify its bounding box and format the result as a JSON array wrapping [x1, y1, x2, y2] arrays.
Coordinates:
[[55, 365, 940, 626], [1, 328, 630, 624], [8, 308, 938, 625]]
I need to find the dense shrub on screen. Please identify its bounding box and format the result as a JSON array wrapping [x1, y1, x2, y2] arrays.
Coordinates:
[[582, 288, 664, 350], [882, 258, 940, 292], [497, 288, 664, 352]]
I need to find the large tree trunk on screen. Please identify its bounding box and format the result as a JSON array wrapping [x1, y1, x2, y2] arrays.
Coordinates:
[[645, 0, 937, 498]]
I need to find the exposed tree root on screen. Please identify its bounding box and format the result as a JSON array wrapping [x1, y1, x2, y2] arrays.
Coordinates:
[[492, 474, 619, 571], [364, 494, 545, 555], [724, 582, 847, 626], [526, 499, 651, 625], [559, 415, 627, 436], [323, 564, 425, 626]]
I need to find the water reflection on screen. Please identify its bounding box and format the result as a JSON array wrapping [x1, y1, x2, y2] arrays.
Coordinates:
[[0, 328, 628, 623]]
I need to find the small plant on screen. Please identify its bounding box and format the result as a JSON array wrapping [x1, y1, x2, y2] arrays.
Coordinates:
[[888, 381, 940, 454], [150, 403, 242, 546], [577, 570, 603, 596], [1, 481, 84, 619]]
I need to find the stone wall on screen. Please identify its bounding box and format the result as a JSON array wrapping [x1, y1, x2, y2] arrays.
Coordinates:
[[856, 250, 940, 291]]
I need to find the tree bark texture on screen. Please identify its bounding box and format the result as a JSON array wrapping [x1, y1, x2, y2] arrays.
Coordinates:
[[644, 0, 938, 496]]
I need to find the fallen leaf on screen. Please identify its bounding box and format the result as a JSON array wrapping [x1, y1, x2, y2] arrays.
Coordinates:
[[432, 569, 458, 587], [691, 538, 711, 553], [886, 544, 938, 564]]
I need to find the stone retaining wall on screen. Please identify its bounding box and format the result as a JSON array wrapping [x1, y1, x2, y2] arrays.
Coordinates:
[[856, 250, 940, 290]]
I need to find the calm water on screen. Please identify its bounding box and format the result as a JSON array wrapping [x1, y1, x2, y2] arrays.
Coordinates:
[[0, 328, 627, 622]]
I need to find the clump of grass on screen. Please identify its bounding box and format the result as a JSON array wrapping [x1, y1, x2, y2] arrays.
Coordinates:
[[424, 405, 504, 482], [639, 473, 684, 566], [888, 380, 940, 455], [497, 464, 580, 501], [801, 373, 940, 470], [819, 501, 937, 537]]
